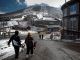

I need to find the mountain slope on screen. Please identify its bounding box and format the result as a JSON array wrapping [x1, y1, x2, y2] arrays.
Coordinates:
[[27, 3, 62, 19]]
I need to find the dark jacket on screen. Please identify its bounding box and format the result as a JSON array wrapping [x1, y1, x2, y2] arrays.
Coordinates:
[[8, 34, 21, 47], [25, 36, 33, 48]]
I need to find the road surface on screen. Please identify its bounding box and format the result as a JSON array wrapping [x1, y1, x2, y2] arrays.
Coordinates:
[[1, 33, 80, 60]]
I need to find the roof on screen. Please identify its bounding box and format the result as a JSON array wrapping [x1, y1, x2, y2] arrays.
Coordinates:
[[47, 25, 61, 28], [61, 0, 79, 9], [42, 17, 55, 21], [7, 21, 18, 26]]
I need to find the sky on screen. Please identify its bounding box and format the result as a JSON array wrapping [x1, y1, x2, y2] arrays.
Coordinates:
[[26, 0, 70, 7], [0, 0, 27, 14]]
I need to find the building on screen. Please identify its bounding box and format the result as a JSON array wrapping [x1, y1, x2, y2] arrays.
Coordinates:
[[61, 0, 80, 40], [34, 17, 61, 33]]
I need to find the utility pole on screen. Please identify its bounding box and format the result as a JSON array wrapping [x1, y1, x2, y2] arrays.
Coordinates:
[[65, 0, 66, 3], [3, 19, 5, 38]]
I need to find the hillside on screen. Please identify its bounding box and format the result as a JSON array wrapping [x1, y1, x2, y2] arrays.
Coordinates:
[[27, 3, 62, 19]]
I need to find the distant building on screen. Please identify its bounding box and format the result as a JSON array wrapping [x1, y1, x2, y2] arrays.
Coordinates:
[[61, 0, 80, 40], [34, 17, 61, 33]]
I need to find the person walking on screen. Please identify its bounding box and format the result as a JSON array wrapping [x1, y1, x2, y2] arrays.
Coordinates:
[[50, 33, 53, 40], [25, 33, 34, 58], [8, 31, 21, 59], [41, 32, 44, 40], [38, 32, 41, 39]]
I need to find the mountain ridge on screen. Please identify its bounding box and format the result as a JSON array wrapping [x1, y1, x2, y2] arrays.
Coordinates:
[[27, 3, 62, 19]]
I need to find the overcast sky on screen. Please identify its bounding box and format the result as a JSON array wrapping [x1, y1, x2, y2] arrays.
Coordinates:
[[25, 0, 70, 7]]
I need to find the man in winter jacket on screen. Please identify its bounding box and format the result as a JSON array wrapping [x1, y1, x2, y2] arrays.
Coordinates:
[[8, 31, 21, 59]]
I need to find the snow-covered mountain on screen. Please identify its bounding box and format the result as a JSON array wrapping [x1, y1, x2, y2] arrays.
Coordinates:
[[26, 3, 62, 19]]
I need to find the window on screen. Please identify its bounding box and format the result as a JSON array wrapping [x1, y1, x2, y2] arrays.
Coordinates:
[[67, 17, 78, 31], [63, 18, 67, 30], [63, 8, 68, 16], [49, 22, 54, 25], [70, 4, 77, 15]]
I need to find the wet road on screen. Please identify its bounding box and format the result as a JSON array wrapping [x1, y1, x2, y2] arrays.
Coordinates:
[[2, 33, 80, 60], [30, 39, 80, 60]]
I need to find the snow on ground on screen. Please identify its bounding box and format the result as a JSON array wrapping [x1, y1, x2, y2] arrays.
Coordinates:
[[0, 30, 37, 60], [20, 30, 37, 35], [0, 39, 25, 60], [10, 29, 37, 35], [0, 39, 13, 60], [43, 34, 61, 40]]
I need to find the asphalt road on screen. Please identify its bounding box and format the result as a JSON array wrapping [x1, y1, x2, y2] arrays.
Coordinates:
[[2, 40, 80, 60], [2, 33, 80, 60]]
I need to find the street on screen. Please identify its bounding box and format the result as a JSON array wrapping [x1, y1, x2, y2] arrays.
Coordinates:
[[30, 40, 80, 60], [0, 0, 80, 60], [1, 33, 80, 60]]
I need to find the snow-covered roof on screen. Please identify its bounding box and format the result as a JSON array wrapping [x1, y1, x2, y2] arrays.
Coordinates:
[[7, 21, 18, 26], [11, 18, 23, 21], [42, 17, 56, 21]]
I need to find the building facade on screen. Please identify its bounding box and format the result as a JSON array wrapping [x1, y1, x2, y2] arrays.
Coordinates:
[[61, 0, 80, 40], [34, 18, 61, 33]]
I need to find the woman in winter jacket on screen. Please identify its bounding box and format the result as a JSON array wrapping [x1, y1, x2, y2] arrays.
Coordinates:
[[25, 33, 34, 57]]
